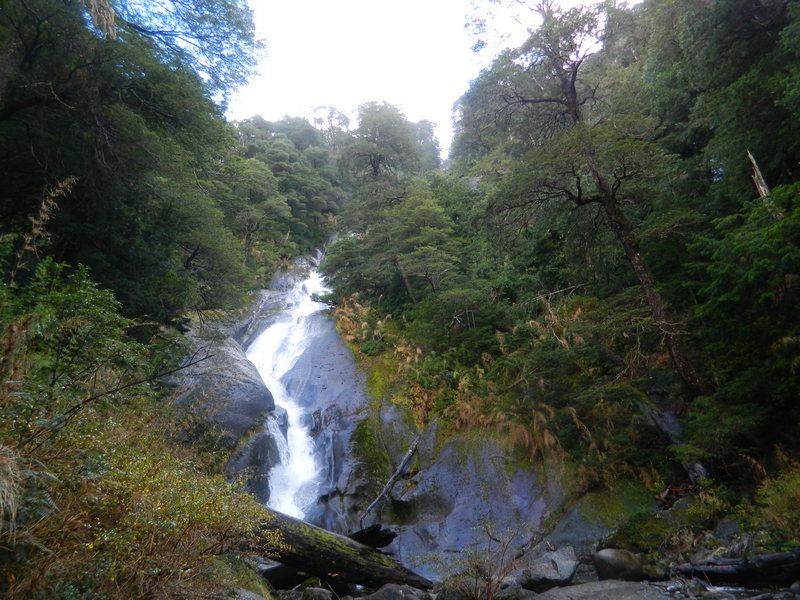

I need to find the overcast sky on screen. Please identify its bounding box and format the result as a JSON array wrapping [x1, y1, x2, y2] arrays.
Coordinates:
[[226, 0, 530, 157]]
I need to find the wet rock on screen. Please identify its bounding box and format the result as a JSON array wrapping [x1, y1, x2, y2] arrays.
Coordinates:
[[274, 405, 289, 438], [222, 589, 270, 600], [280, 310, 371, 533], [495, 584, 538, 600], [533, 580, 676, 599], [360, 583, 431, 600], [302, 587, 333, 600], [225, 427, 281, 503], [593, 548, 646, 581], [520, 546, 579, 591], [382, 431, 561, 582], [534, 491, 635, 557]]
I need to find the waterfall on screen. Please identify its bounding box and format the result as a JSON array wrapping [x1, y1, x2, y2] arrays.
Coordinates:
[[245, 267, 331, 518]]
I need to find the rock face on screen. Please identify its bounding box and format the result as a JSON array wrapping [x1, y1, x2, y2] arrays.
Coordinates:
[[356, 418, 565, 582], [359, 583, 432, 600], [285, 310, 371, 532]]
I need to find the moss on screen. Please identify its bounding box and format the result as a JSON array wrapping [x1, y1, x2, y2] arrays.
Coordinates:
[[351, 418, 393, 495], [201, 554, 275, 598], [364, 355, 400, 402], [605, 511, 673, 552], [579, 482, 653, 528]]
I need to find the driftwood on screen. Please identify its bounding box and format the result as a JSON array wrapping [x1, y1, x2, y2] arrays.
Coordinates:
[[359, 435, 420, 526], [677, 549, 800, 586], [246, 507, 433, 589]]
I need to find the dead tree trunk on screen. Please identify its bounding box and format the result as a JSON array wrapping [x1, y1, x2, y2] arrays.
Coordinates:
[[244, 508, 433, 589], [359, 435, 420, 527], [677, 549, 800, 586]]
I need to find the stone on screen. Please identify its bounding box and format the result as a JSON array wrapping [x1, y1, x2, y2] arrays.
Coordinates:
[[302, 587, 333, 600], [224, 589, 270, 600], [172, 335, 274, 448], [520, 546, 579, 592], [380, 430, 562, 582], [593, 548, 646, 581], [534, 489, 637, 557], [533, 580, 676, 600], [225, 429, 281, 503], [360, 583, 432, 600], [495, 582, 539, 600]]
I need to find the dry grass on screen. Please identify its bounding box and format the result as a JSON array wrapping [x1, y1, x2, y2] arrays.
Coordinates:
[[0, 445, 21, 542]]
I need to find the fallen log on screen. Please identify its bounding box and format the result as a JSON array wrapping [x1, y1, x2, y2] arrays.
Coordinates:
[[677, 549, 800, 586], [244, 507, 433, 590]]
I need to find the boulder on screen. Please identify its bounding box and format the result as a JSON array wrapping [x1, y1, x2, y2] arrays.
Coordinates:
[[360, 583, 432, 600], [302, 588, 333, 600], [520, 546, 579, 591], [495, 583, 539, 600], [533, 484, 653, 557], [593, 548, 646, 581], [533, 580, 676, 600], [173, 335, 274, 448], [378, 428, 564, 582], [225, 425, 282, 503]]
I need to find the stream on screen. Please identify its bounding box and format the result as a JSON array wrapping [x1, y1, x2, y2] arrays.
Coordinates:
[[245, 267, 331, 519]]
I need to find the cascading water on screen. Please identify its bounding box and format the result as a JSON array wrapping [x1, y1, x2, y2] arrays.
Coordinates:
[[246, 267, 331, 518]]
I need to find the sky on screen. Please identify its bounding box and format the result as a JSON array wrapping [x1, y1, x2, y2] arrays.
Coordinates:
[[226, 0, 530, 157]]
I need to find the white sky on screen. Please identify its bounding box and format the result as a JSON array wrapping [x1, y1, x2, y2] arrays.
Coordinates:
[[226, 0, 527, 157]]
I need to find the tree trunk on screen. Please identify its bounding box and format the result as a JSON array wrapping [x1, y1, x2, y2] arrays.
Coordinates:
[[244, 508, 433, 590], [589, 165, 706, 396], [396, 260, 418, 304]]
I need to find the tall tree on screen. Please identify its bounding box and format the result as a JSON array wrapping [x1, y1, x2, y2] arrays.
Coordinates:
[[341, 102, 422, 180], [456, 0, 705, 393]]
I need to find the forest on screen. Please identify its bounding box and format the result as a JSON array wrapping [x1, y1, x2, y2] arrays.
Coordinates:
[[1, 0, 799, 597]]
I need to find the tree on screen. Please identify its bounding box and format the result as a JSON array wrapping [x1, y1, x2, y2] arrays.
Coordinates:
[[323, 179, 459, 306], [110, 0, 261, 100], [0, 0, 260, 320], [341, 102, 422, 180], [456, 0, 705, 393]]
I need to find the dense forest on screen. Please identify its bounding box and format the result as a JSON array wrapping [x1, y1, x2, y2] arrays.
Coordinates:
[[1, 0, 799, 597]]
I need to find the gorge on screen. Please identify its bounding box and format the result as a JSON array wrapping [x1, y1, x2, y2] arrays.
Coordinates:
[[193, 256, 636, 583]]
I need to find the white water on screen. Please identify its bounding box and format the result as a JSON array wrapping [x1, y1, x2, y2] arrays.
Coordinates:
[[246, 268, 331, 518]]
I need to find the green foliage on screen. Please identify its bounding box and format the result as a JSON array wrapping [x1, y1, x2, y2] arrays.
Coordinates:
[[236, 117, 343, 254], [685, 185, 800, 465], [0, 263, 280, 599], [751, 460, 800, 550], [112, 0, 262, 99], [0, 0, 330, 322]]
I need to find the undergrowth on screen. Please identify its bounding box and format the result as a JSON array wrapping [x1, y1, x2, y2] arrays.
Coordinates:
[[0, 259, 282, 599]]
